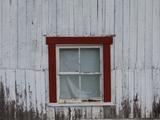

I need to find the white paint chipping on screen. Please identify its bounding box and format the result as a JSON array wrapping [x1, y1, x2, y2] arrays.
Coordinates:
[[0, 0, 160, 119]]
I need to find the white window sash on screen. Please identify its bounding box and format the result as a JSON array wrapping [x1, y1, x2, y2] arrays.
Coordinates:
[[56, 45, 103, 103]]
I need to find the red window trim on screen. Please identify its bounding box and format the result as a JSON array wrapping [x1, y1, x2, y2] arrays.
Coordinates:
[[46, 36, 113, 103]]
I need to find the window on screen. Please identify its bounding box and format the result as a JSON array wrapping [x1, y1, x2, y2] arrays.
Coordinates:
[[57, 45, 103, 102], [46, 37, 113, 103]]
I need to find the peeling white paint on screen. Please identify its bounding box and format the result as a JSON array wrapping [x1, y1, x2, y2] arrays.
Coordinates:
[[0, 0, 160, 119]]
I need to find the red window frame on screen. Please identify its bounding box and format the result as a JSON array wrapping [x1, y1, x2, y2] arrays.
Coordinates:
[[46, 36, 113, 103]]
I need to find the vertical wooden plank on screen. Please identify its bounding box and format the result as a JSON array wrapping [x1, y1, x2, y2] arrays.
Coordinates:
[[74, 0, 83, 35], [106, 0, 115, 71], [41, 71, 46, 115], [135, 1, 146, 116], [141, 70, 146, 118], [47, 107, 55, 120], [115, 69, 122, 116], [0, 70, 6, 95], [122, 70, 129, 105], [157, 70, 160, 102], [81, 107, 92, 119], [115, 0, 123, 69], [134, 69, 141, 118], [21, 70, 27, 114], [5, 70, 16, 119], [124, 70, 130, 118], [9, 0, 18, 68], [0, 0, 2, 66], [0, 70, 2, 83], [25, 70, 36, 112], [91, 107, 103, 119], [15, 70, 22, 106], [109, 0, 114, 34], [101, 0, 106, 35], [45, 70, 49, 104], [90, 0, 97, 35], [145, 0, 153, 69], [0, 69, 6, 119], [152, 68, 160, 118], [1, 0, 10, 68], [68, 0, 74, 35], [136, 0, 145, 69], [137, 70, 143, 117], [41, 0, 48, 36], [26, 0, 36, 70], [145, 69, 153, 118], [97, 0, 104, 35], [152, 69, 159, 102], [82, 0, 91, 35], [15, 70, 27, 119], [56, 0, 63, 35], [129, 0, 138, 69], [34, 0, 44, 70], [62, 0, 69, 35], [105, 0, 114, 34], [0, 0, 18, 68], [17, 0, 27, 69], [6, 70, 16, 101], [48, 0, 57, 35], [158, 70, 160, 106], [35, 71, 46, 114], [41, 0, 49, 69], [41, 0, 49, 70], [153, 0, 160, 69], [111, 70, 116, 104], [123, 0, 130, 69], [70, 107, 83, 119], [122, 1, 130, 116], [145, 0, 153, 117], [128, 70, 134, 118]]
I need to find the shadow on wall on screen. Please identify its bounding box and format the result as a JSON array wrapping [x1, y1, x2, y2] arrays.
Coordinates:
[[0, 82, 47, 120]]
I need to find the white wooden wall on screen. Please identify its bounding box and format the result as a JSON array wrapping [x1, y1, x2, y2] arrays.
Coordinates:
[[0, 0, 160, 119]]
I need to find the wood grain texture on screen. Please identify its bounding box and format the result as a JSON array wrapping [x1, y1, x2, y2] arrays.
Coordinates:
[[153, 0, 160, 69], [17, 0, 27, 69], [0, 0, 160, 119], [0, 1, 1, 66]]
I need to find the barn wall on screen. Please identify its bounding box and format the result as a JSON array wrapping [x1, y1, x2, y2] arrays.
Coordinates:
[[0, 0, 160, 119]]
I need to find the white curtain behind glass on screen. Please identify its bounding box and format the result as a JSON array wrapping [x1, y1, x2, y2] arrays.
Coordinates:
[[59, 47, 101, 100], [80, 48, 100, 72], [60, 49, 79, 72]]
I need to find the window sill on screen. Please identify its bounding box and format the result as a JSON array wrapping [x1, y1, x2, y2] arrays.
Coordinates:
[[47, 102, 115, 107]]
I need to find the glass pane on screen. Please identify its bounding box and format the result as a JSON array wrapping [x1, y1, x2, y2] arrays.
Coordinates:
[[59, 49, 79, 72], [80, 48, 100, 72], [81, 75, 100, 99], [59, 75, 80, 99]]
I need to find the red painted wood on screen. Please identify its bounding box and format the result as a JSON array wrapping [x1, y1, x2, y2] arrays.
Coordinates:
[[46, 36, 113, 103], [103, 44, 111, 102], [46, 36, 113, 45], [48, 45, 57, 102]]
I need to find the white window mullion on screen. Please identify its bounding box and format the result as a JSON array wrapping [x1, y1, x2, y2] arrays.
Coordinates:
[[58, 72, 101, 75]]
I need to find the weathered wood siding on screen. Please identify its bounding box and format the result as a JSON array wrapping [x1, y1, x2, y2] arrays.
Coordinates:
[[0, 0, 160, 119]]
